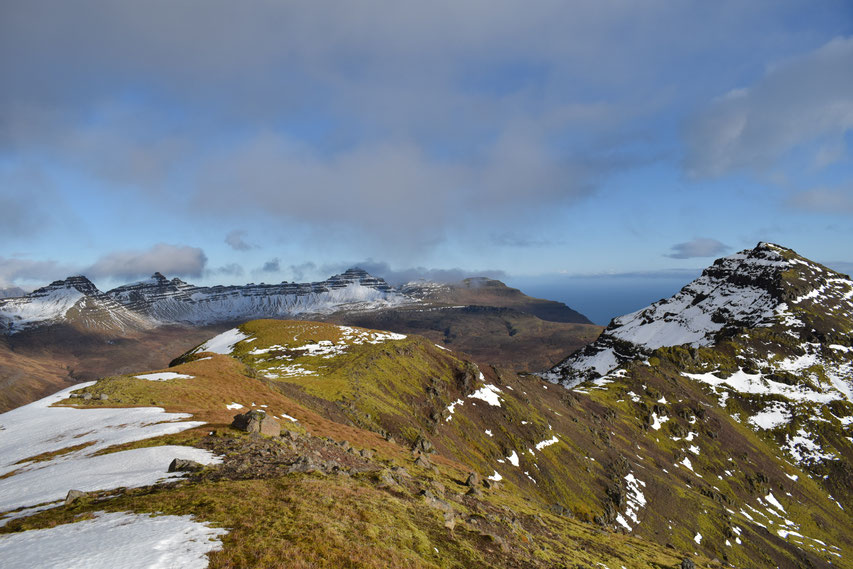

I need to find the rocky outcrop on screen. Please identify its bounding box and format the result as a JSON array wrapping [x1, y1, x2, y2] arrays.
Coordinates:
[[231, 410, 281, 437]]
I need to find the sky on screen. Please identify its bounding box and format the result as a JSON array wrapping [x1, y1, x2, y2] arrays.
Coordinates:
[[1, 1, 852, 323]]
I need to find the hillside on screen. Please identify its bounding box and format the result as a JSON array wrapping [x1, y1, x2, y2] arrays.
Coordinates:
[[1, 319, 692, 568], [0, 271, 600, 410]]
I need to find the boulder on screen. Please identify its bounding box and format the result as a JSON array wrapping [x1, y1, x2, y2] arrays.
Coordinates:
[[465, 472, 480, 488], [680, 559, 695, 569], [168, 458, 204, 472], [65, 489, 87, 505], [414, 455, 432, 468], [231, 410, 281, 437]]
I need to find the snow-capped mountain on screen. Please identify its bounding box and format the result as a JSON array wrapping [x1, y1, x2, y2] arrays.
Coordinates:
[[0, 268, 411, 333], [0, 276, 152, 334], [105, 267, 405, 326], [546, 242, 853, 385]]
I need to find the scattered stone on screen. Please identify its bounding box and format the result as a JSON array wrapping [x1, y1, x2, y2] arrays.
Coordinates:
[[681, 559, 696, 569], [443, 511, 457, 530], [359, 448, 374, 459], [65, 489, 87, 505], [465, 472, 480, 488], [288, 455, 321, 474], [466, 486, 483, 498], [168, 458, 205, 473], [99, 393, 109, 401], [231, 410, 281, 437], [82, 393, 93, 401], [414, 455, 432, 468], [412, 435, 434, 454]]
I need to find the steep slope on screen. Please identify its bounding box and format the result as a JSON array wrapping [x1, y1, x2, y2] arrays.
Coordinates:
[[547, 242, 852, 384], [1, 319, 694, 569], [535, 243, 853, 566], [0, 276, 152, 334]]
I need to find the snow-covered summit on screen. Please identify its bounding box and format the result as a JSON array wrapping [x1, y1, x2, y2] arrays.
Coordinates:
[[546, 243, 853, 385], [0, 276, 151, 334]]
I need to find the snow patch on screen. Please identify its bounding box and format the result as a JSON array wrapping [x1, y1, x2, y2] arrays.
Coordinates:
[[195, 328, 250, 355], [134, 372, 194, 382], [468, 384, 502, 407], [0, 511, 227, 569]]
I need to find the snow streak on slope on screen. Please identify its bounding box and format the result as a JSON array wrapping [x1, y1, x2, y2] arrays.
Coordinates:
[[0, 511, 227, 569]]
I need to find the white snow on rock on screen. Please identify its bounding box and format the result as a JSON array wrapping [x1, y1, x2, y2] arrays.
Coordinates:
[[445, 399, 464, 420], [682, 369, 839, 406], [783, 429, 837, 464], [487, 470, 503, 482], [0, 511, 227, 569], [622, 473, 647, 528], [748, 402, 792, 430], [134, 372, 194, 382], [468, 384, 503, 407], [535, 436, 559, 451], [694, 532, 703, 544], [225, 402, 244, 410], [650, 412, 669, 430], [507, 451, 520, 467], [0, 383, 217, 516], [194, 328, 250, 355]]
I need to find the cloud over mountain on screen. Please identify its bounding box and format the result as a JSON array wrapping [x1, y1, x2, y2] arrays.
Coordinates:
[[86, 244, 208, 280]]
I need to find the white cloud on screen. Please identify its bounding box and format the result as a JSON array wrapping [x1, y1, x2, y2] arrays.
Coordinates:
[[86, 243, 207, 280], [665, 238, 729, 259], [0, 257, 75, 288], [685, 36, 853, 177]]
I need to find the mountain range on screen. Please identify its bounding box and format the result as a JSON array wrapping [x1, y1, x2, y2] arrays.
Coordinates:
[[0, 243, 850, 568], [0, 270, 600, 411]]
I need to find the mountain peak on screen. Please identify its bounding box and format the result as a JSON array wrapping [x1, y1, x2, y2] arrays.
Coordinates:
[[546, 244, 853, 384], [39, 275, 101, 296]]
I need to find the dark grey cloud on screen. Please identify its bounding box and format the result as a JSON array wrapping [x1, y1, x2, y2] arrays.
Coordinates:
[[86, 243, 207, 280], [286, 262, 317, 282], [260, 258, 281, 273], [225, 230, 254, 251], [1, 1, 825, 252], [208, 263, 245, 278], [685, 36, 853, 177], [665, 238, 729, 259]]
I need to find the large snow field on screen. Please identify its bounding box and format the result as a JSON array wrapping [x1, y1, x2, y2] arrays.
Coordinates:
[[0, 511, 227, 569], [0, 383, 219, 516]]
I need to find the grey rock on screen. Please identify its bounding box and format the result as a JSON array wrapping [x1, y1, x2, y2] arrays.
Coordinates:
[[231, 410, 281, 437], [465, 472, 480, 488], [681, 559, 696, 569], [65, 489, 87, 505], [168, 458, 204, 472]]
